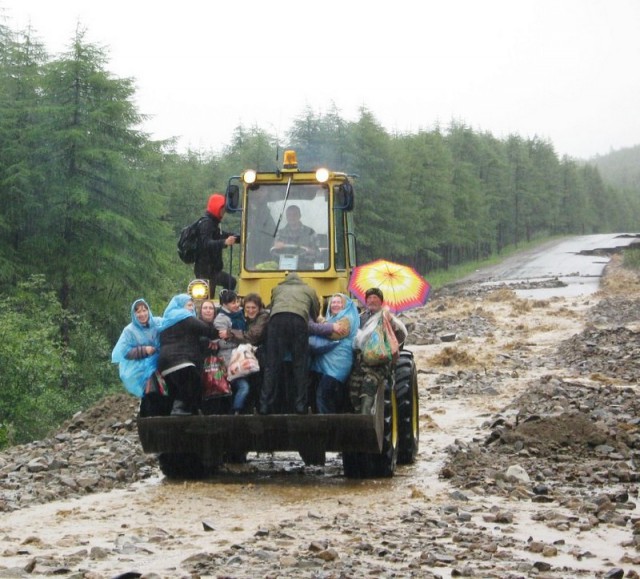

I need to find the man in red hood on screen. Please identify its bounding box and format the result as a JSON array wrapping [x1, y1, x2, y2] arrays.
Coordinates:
[[194, 193, 238, 295]]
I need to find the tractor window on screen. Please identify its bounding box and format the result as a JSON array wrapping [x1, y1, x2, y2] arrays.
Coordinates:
[[244, 184, 329, 272]]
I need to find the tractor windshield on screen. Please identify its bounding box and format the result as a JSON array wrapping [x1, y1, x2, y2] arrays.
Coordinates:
[[244, 183, 330, 272]]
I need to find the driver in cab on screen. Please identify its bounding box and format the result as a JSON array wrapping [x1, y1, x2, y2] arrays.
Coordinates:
[[273, 205, 318, 261]]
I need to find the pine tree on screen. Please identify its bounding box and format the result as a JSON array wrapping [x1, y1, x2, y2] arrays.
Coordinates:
[[34, 28, 174, 335], [0, 27, 48, 282]]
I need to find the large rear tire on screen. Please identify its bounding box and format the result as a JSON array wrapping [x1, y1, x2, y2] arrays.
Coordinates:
[[224, 451, 249, 464], [299, 448, 326, 466], [395, 350, 419, 465], [158, 453, 209, 480], [343, 385, 398, 478]]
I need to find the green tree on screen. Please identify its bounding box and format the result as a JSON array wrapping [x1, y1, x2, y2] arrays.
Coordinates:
[[31, 29, 175, 337], [344, 107, 416, 262], [445, 122, 492, 263], [558, 156, 589, 234], [0, 276, 115, 447], [288, 103, 348, 169], [0, 27, 48, 283], [397, 129, 455, 271], [524, 137, 561, 239]]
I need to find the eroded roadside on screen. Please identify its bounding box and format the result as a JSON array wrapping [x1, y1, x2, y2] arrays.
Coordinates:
[[1, 255, 639, 578]]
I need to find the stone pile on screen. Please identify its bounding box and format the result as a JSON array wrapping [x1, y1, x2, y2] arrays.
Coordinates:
[[442, 376, 640, 546], [554, 326, 640, 383], [0, 395, 155, 512]]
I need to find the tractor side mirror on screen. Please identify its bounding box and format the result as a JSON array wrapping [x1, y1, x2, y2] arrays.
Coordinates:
[[226, 184, 241, 212], [334, 182, 354, 211]]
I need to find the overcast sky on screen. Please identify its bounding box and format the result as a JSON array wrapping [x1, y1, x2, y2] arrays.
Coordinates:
[[2, 0, 639, 159]]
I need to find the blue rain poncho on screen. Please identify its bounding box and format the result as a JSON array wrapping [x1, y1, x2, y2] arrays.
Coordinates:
[[112, 299, 162, 397], [160, 293, 196, 330], [312, 294, 359, 382]]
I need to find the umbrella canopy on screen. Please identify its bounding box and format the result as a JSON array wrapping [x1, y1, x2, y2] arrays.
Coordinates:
[[348, 259, 431, 313]]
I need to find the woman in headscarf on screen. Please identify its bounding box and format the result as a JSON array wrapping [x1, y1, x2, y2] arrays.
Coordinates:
[[112, 298, 162, 399], [158, 294, 219, 416], [224, 293, 269, 348], [312, 293, 360, 414]]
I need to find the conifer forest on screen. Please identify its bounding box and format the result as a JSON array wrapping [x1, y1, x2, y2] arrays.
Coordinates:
[[1, 26, 639, 446]]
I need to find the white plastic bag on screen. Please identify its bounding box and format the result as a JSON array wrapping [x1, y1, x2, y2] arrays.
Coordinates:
[[227, 343, 260, 380], [353, 310, 408, 366]]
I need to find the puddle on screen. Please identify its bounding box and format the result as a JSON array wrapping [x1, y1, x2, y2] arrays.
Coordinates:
[[513, 275, 601, 299]]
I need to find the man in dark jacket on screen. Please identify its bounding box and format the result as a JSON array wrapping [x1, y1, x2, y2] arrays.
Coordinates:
[[273, 204, 318, 268], [158, 294, 219, 416], [259, 272, 320, 414], [194, 193, 238, 296]]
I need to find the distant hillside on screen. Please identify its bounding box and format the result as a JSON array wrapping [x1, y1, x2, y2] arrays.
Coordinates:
[[592, 145, 640, 191]]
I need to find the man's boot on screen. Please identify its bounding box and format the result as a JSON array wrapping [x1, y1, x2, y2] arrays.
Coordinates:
[[170, 400, 191, 416], [360, 376, 377, 415], [360, 394, 375, 415]]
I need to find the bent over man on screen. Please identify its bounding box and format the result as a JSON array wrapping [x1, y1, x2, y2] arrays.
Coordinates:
[[259, 272, 320, 414]]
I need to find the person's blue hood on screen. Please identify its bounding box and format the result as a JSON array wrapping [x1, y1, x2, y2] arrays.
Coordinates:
[[161, 294, 195, 331], [312, 293, 359, 382], [112, 299, 162, 365], [130, 298, 160, 331], [111, 298, 162, 397], [325, 293, 359, 338]]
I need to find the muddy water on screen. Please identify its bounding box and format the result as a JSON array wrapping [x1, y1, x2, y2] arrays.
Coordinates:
[[423, 397, 637, 575], [3, 469, 401, 574], [2, 343, 634, 577]]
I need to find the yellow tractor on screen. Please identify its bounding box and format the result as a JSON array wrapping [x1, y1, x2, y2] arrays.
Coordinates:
[[137, 151, 419, 479]]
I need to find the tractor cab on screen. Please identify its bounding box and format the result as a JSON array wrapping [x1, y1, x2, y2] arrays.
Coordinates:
[[225, 150, 356, 305]]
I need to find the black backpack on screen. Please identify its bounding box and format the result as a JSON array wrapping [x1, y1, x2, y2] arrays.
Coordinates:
[[177, 217, 205, 264]]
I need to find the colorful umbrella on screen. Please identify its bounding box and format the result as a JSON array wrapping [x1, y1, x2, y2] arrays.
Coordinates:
[[348, 259, 431, 313]]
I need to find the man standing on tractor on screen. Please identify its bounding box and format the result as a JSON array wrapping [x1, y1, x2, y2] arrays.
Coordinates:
[[194, 193, 238, 296], [348, 288, 407, 415]]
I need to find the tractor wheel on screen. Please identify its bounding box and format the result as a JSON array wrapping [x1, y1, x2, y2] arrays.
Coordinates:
[[158, 453, 209, 480], [224, 451, 249, 464], [299, 448, 326, 466], [343, 385, 398, 478], [395, 350, 419, 465]]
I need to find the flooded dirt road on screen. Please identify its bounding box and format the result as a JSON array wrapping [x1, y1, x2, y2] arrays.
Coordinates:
[[1, 233, 639, 578]]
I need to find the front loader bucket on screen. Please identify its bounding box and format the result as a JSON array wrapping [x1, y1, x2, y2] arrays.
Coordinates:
[[137, 388, 386, 464]]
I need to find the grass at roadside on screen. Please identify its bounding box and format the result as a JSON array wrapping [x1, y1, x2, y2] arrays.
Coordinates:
[[623, 245, 640, 269]]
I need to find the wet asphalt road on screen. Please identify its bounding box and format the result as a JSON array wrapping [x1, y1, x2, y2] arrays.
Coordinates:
[[458, 233, 640, 298]]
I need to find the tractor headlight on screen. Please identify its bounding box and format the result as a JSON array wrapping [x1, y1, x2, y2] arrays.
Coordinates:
[[188, 279, 209, 300], [315, 168, 330, 183], [243, 170, 257, 184]]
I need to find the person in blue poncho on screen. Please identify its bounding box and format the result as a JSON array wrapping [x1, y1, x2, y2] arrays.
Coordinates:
[[312, 293, 359, 414], [112, 298, 163, 400], [158, 294, 219, 416]]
